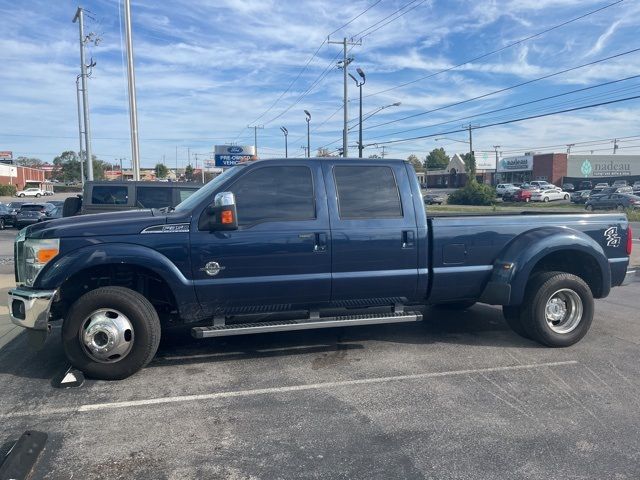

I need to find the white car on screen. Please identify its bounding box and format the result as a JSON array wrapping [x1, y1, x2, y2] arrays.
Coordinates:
[[530, 187, 569, 202], [495, 183, 519, 196], [15, 188, 44, 198]]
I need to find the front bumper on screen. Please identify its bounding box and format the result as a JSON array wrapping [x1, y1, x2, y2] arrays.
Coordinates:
[[622, 267, 639, 286], [7, 287, 57, 330]]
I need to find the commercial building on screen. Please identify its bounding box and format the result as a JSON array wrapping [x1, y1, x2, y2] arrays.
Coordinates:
[[0, 164, 46, 190]]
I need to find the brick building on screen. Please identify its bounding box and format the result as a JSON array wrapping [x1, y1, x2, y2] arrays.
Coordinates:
[[0, 164, 46, 190]]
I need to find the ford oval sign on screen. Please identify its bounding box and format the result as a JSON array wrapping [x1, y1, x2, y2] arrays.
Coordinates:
[[227, 146, 243, 154]]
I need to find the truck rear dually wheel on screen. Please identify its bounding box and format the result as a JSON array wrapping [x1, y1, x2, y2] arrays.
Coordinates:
[[515, 271, 594, 347], [62, 286, 161, 380]]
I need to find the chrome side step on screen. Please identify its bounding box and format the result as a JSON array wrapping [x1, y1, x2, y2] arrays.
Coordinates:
[[191, 311, 423, 339]]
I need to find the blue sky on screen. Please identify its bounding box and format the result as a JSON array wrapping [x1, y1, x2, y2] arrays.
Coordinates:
[[1, 0, 640, 168]]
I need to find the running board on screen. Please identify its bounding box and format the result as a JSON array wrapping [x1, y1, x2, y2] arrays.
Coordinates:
[[191, 311, 422, 339]]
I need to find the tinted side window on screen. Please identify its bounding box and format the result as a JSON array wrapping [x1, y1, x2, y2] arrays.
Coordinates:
[[334, 166, 402, 219], [91, 186, 129, 205], [231, 166, 315, 226], [136, 187, 173, 208]]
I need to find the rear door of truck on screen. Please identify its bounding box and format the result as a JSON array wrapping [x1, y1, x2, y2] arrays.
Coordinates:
[[322, 160, 419, 303]]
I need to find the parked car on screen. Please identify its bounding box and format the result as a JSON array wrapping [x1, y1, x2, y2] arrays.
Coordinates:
[[585, 193, 640, 211], [15, 187, 44, 198], [590, 188, 605, 197], [530, 181, 554, 189], [14, 203, 56, 228], [578, 180, 593, 190], [8, 157, 636, 380], [495, 184, 519, 197], [5, 201, 26, 226], [0, 204, 12, 230], [570, 190, 592, 204], [612, 180, 628, 187], [63, 181, 202, 217], [423, 193, 445, 205], [512, 188, 533, 203], [633, 181, 640, 192], [531, 187, 569, 202], [562, 183, 575, 192], [47, 200, 65, 208], [595, 182, 609, 189], [600, 186, 634, 195]]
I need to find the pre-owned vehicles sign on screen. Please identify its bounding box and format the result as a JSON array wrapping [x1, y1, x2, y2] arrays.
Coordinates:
[[213, 145, 256, 167]]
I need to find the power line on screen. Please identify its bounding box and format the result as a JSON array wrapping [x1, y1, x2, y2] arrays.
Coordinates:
[[353, 0, 429, 39], [498, 135, 640, 154], [364, 0, 625, 98], [365, 74, 640, 141], [363, 46, 640, 131], [367, 93, 640, 146]]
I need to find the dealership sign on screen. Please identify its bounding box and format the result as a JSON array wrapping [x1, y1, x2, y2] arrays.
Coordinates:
[[213, 145, 256, 167], [497, 155, 533, 172], [0, 151, 12, 159], [476, 151, 496, 170], [568, 155, 639, 178]]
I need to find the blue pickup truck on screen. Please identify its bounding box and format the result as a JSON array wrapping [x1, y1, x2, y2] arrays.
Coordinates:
[[8, 158, 637, 379]]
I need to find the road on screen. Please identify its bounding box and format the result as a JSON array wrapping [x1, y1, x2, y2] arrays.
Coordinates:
[[0, 283, 639, 479]]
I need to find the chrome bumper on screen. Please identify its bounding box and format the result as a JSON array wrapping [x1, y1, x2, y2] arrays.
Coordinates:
[[622, 268, 639, 286], [7, 287, 57, 330]]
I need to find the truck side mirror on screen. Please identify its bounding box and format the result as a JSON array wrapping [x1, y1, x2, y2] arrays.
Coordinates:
[[198, 191, 238, 231]]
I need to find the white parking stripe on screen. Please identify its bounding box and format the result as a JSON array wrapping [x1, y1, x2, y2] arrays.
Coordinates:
[[0, 360, 578, 419]]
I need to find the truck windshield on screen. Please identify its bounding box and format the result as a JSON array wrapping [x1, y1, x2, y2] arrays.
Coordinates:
[[174, 165, 243, 212]]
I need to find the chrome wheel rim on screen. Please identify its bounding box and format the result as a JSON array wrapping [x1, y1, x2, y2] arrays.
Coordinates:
[[545, 289, 583, 334], [79, 308, 134, 363]]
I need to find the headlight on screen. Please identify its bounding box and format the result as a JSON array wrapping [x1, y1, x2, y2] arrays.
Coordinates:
[[23, 238, 59, 286]]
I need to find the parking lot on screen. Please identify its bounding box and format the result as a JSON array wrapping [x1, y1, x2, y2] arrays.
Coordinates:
[[0, 224, 639, 479]]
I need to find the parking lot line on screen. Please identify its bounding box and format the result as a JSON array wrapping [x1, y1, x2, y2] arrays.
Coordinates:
[[1, 360, 578, 419]]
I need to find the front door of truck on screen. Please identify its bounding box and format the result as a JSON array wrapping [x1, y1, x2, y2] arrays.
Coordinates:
[[322, 161, 419, 303], [190, 162, 331, 316]]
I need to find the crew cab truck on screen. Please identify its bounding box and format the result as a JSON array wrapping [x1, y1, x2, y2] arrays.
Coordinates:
[[8, 158, 637, 380]]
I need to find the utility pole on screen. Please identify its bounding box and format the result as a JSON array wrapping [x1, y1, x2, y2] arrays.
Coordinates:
[[304, 111, 311, 157], [492, 145, 501, 170], [187, 147, 191, 167], [280, 127, 288, 158], [75, 75, 85, 184], [119, 158, 123, 180], [122, 0, 140, 180], [613, 138, 619, 154], [249, 125, 264, 157], [380, 146, 387, 158], [464, 124, 474, 155], [175, 146, 178, 179], [566, 143, 575, 154], [301, 146, 308, 157], [328, 36, 360, 157], [73, 7, 94, 180]]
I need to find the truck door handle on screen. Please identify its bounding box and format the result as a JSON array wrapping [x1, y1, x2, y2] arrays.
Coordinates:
[[314, 232, 327, 252], [402, 230, 415, 249]]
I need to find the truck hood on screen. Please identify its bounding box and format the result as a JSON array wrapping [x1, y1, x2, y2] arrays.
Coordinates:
[[25, 209, 186, 239]]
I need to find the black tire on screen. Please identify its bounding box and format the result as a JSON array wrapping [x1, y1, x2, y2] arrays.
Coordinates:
[[19, 193, 25, 198], [35, 193, 41, 198], [564, 194, 570, 200], [62, 286, 161, 380], [518, 271, 594, 347], [585, 204, 594, 211], [502, 305, 530, 339], [433, 301, 476, 310], [616, 204, 625, 212], [543, 197, 549, 203], [62, 196, 82, 217], [0, 218, 4, 230]]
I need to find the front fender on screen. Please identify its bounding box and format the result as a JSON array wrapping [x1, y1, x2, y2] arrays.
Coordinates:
[[481, 226, 610, 305], [34, 243, 202, 320]]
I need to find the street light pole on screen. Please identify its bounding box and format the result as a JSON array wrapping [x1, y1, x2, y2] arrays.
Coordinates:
[[349, 68, 365, 158], [123, 0, 141, 180], [304, 110, 311, 158], [280, 127, 288, 158], [75, 75, 85, 185], [73, 7, 94, 181]]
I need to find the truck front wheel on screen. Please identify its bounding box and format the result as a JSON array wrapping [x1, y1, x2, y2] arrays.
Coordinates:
[[516, 271, 594, 347], [62, 286, 161, 380]]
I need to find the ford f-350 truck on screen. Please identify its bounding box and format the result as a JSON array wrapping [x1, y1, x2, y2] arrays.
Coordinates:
[[8, 158, 637, 379]]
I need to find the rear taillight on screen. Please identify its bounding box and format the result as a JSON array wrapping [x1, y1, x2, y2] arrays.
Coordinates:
[[627, 225, 633, 256]]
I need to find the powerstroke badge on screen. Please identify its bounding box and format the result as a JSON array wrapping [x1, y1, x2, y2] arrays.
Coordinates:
[[604, 226, 621, 247], [141, 223, 190, 234]]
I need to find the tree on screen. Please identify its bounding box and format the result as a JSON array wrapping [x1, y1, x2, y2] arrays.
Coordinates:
[[425, 148, 449, 170], [316, 147, 333, 157], [185, 164, 194, 181], [407, 154, 425, 172], [92, 156, 111, 180], [155, 163, 168, 179], [51, 151, 81, 183], [15, 156, 44, 168], [462, 152, 477, 180]]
